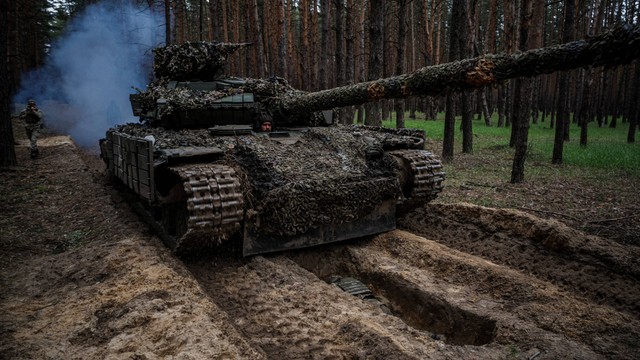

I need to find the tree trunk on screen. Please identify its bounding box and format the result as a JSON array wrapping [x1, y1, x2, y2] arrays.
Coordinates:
[[481, 89, 491, 126], [511, 0, 535, 183], [552, 0, 576, 165], [320, 0, 330, 89], [579, 69, 593, 146], [278, 0, 288, 77], [341, 0, 355, 124], [300, 0, 310, 89], [357, 0, 367, 125], [165, 0, 172, 44], [394, 0, 407, 129], [461, 0, 473, 154], [443, 0, 467, 160], [627, 61, 640, 143], [443, 93, 456, 162], [252, 0, 267, 78], [365, 0, 383, 126], [1, 0, 17, 166]]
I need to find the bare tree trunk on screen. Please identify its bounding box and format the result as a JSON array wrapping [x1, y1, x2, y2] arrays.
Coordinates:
[[627, 61, 640, 143], [443, 94, 456, 162], [341, 0, 355, 124], [310, 2, 319, 90], [497, 84, 507, 127], [277, 0, 288, 78], [165, 0, 172, 44], [365, 0, 383, 126], [502, 0, 516, 136], [579, 69, 593, 146], [1, 0, 17, 166], [511, 0, 535, 183], [320, 0, 330, 89], [252, 0, 267, 78], [460, 0, 474, 154], [480, 90, 491, 126], [300, 0, 310, 89], [443, 0, 465, 161], [552, 0, 576, 165], [394, 0, 407, 129], [356, 0, 367, 124]]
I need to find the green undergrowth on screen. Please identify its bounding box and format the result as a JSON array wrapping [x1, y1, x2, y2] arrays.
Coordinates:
[[380, 112, 640, 177]]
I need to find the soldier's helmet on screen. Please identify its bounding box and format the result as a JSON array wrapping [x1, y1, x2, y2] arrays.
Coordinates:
[[27, 99, 36, 106]]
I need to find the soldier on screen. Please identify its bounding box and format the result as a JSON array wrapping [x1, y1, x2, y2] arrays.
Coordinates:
[[254, 107, 274, 132], [260, 119, 273, 132], [19, 99, 44, 159]]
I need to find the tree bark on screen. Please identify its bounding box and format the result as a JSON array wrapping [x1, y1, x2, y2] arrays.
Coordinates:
[[1, 0, 17, 166], [278, 0, 288, 78], [627, 61, 640, 143], [341, 0, 356, 124], [443, 0, 467, 161], [511, 0, 535, 184], [365, 0, 383, 126], [320, 0, 330, 89], [394, 0, 407, 129], [552, 0, 576, 165], [252, 0, 267, 78]]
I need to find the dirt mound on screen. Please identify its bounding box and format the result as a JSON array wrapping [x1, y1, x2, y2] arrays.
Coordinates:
[[2, 128, 639, 359], [399, 203, 640, 316]]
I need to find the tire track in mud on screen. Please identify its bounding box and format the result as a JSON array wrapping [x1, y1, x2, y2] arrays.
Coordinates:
[[399, 203, 640, 319]]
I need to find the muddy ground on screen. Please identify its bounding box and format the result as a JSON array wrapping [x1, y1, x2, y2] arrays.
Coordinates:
[[1, 126, 639, 359]]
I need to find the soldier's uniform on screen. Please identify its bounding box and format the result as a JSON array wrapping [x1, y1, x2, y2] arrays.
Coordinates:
[[19, 100, 44, 158]]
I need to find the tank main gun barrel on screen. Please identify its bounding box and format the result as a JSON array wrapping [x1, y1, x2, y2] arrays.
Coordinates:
[[277, 24, 640, 116]]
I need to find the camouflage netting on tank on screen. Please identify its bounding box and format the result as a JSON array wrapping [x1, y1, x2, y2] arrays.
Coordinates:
[[153, 42, 250, 80], [114, 124, 401, 236], [134, 76, 327, 126], [243, 78, 328, 126], [228, 126, 400, 236], [256, 177, 398, 236], [135, 79, 245, 119]]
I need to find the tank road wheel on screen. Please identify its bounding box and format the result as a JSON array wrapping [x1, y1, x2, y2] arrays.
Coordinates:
[[164, 164, 245, 254], [391, 150, 445, 209]]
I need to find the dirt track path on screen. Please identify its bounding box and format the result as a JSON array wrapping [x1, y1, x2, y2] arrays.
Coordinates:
[[2, 133, 639, 359]]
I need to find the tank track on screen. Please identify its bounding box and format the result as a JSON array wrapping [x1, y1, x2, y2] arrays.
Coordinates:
[[391, 149, 445, 205], [168, 164, 244, 253]]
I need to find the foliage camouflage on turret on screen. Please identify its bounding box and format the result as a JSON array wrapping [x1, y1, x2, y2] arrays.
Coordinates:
[[153, 41, 250, 80], [135, 41, 330, 125]]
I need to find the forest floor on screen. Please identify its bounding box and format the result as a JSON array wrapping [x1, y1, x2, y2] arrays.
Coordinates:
[[1, 121, 639, 359]]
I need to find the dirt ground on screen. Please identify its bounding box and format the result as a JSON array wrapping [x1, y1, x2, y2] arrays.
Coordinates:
[[1, 124, 639, 359]]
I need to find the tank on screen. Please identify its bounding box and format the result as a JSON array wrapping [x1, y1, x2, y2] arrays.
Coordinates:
[[100, 42, 445, 256]]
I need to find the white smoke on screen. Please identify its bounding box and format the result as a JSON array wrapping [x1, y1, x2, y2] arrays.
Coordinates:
[[13, 1, 163, 148]]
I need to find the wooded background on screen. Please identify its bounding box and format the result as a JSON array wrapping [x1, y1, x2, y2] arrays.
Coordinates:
[[3, 0, 640, 178]]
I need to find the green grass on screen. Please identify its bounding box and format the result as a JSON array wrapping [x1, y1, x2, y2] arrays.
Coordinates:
[[380, 112, 640, 176]]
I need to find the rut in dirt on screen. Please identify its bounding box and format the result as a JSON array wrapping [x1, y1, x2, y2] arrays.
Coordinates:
[[185, 227, 640, 359], [185, 243, 503, 360], [399, 203, 640, 319]]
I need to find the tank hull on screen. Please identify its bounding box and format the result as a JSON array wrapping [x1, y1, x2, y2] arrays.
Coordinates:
[[100, 124, 444, 255]]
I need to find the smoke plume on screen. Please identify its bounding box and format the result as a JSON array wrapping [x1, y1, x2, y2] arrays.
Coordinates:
[[13, 1, 162, 148]]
